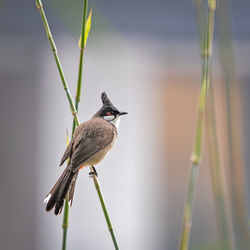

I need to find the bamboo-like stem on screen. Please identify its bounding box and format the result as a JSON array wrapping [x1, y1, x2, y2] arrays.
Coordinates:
[[193, 0, 205, 47], [179, 1, 216, 249], [36, 1, 119, 249], [61, 1, 89, 249], [206, 84, 232, 250], [62, 130, 71, 250], [62, 193, 69, 249], [35, 0, 80, 126], [91, 167, 119, 250], [72, 0, 88, 135], [217, 1, 250, 249], [194, 1, 232, 249]]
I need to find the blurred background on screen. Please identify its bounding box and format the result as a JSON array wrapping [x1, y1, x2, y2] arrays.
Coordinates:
[[0, 0, 250, 249]]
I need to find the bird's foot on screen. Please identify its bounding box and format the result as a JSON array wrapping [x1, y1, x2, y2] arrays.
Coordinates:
[[89, 166, 98, 178]]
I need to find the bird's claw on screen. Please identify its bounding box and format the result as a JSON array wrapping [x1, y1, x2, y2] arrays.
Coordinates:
[[89, 166, 98, 177]]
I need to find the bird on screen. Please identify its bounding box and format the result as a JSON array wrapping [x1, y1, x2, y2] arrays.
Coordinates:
[[44, 92, 127, 215]]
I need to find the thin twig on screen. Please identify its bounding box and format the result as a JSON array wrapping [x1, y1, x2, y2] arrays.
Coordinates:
[[92, 170, 119, 249], [206, 84, 232, 250], [72, 0, 88, 136], [62, 130, 71, 250], [61, 1, 89, 249], [35, 0, 80, 126], [194, 1, 232, 249], [217, 0, 250, 248], [179, 1, 216, 249]]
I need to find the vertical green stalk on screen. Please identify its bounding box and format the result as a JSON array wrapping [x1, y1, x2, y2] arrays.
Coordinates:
[[206, 84, 232, 250], [217, 1, 250, 249], [36, 1, 119, 249], [194, 1, 232, 249], [61, 1, 88, 249], [179, 1, 216, 250], [72, 0, 88, 135], [62, 191, 70, 250], [62, 129, 71, 250]]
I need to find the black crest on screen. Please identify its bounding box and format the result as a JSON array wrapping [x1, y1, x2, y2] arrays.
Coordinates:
[[93, 92, 119, 117], [101, 92, 116, 109]]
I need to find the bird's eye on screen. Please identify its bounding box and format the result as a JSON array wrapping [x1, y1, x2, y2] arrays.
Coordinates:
[[106, 112, 111, 116]]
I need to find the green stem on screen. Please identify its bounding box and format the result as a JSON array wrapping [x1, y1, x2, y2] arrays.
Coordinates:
[[62, 196, 69, 250], [179, 164, 199, 250], [194, 1, 232, 249], [35, 0, 80, 127], [62, 0, 88, 249], [91, 166, 119, 250], [217, 1, 250, 248], [36, 1, 119, 249], [72, 0, 88, 135], [206, 84, 232, 250], [179, 1, 216, 250]]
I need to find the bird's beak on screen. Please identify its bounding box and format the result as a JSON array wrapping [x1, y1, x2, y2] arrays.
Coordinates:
[[119, 111, 128, 116]]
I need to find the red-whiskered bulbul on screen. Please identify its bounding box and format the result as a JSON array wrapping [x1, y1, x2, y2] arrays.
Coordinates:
[[44, 92, 127, 215]]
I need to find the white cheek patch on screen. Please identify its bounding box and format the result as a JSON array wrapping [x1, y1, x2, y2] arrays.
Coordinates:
[[110, 115, 120, 129], [104, 115, 115, 121], [104, 115, 121, 129]]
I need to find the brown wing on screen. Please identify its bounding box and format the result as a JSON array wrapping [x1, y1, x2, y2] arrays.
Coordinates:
[[59, 122, 88, 166], [70, 119, 116, 172], [60, 140, 73, 166]]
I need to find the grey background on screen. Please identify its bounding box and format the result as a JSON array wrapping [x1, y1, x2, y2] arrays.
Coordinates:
[[0, 0, 250, 249]]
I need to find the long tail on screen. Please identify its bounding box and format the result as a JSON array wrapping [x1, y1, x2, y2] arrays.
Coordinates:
[[44, 167, 77, 215]]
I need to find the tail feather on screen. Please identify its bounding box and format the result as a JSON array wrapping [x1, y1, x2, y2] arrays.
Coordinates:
[[68, 171, 79, 206], [45, 167, 77, 215], [54, 170, 74, 215], [45, 168, 67, 211]]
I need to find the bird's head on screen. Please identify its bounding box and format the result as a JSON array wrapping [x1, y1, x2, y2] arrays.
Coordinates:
[[94, 92, 128, 128]]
